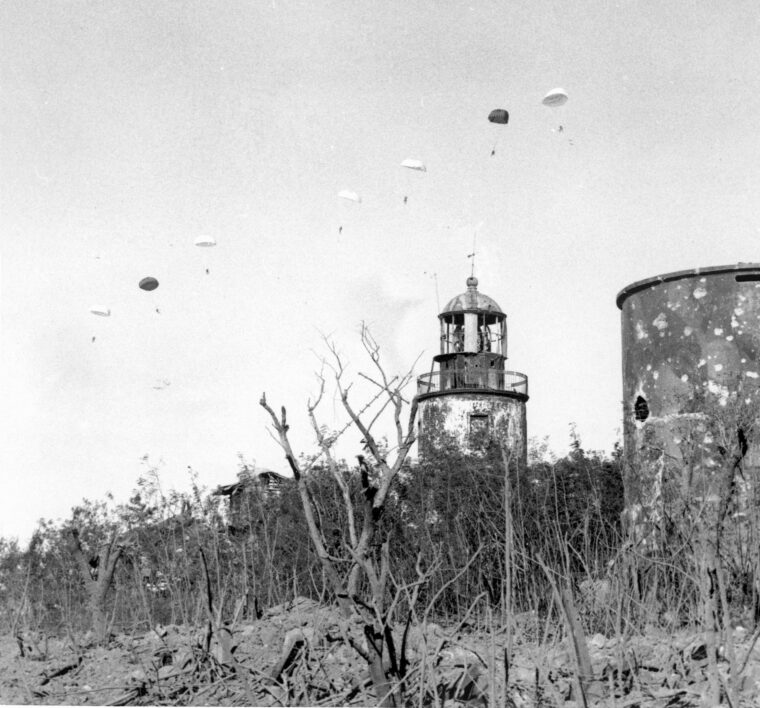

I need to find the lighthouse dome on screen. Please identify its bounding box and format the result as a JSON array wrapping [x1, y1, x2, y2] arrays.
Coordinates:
[[441, 277, 504, 316]]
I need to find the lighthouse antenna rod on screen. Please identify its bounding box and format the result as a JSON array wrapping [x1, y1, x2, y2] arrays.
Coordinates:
[[467, 230, 477, 277], [423, 270, 441, 313]]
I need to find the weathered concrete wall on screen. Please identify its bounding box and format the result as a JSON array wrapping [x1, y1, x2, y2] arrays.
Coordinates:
[[417, 392, 527, 466], [617, 263, 760, 543]]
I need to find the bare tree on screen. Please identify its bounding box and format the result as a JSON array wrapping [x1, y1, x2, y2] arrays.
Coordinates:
[[260, 325, 418, 706]]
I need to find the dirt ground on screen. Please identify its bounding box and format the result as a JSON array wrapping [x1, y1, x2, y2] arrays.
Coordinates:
[[4, 598, 760, 706]]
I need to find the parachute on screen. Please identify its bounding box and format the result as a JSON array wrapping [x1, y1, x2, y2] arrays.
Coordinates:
[[338, 189, 361, 203], [195, 236, 216, 274], [400, 159, 426, 203], [337, 190, 361, 236], [542, 88, 568, 107], [488, 109, 509, 124], [488, 108, 510, 156], [90, 306, 110, 343], [400, 158, 426, 172], [139, 277, 159, 291], [194, 236, 217, 247]]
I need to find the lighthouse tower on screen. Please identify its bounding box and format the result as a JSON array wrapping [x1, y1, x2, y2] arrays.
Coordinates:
[[415, 276, 528, 464]]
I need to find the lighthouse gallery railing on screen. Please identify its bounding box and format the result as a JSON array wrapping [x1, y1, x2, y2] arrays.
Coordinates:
[[416, 370, 528, 396]]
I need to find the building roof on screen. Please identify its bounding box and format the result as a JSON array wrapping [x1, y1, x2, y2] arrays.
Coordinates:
[[440, 277, 504, 316], [214, 469, 286, 497]]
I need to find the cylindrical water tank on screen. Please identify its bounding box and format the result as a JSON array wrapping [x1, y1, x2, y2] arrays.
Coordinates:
[[616, 263, 760, 543]]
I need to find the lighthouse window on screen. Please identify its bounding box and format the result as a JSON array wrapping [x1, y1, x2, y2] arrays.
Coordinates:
[[469, 414, 490, 450], [469, 414, 490, 436]]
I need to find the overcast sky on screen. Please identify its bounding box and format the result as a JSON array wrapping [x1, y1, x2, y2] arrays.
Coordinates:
[[3, 0, 760, 542]]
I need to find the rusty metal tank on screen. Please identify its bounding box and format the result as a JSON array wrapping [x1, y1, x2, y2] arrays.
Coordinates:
[[617, 263, 760, 543]]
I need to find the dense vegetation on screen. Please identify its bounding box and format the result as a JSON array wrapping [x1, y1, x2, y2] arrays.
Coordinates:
[[0, 441, 624, 640], [5, 422, 760, 706]]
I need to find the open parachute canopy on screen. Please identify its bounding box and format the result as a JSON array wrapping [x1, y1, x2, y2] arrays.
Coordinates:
[[542, 88, 568, 107], [139, 276, 159, 291], [338, 189, 361, 203], [400, 158, 426, 172], [488, 109, 509, 125], [194, 236, 217, 247], [90, 307, 111, 317]]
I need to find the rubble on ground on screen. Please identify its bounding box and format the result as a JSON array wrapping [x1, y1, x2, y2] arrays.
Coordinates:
[[3, 599, 760, 706]]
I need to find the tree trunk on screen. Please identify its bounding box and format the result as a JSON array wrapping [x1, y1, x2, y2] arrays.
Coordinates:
[[365, 625, 396, 707], [69, 529, 122, 641]]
